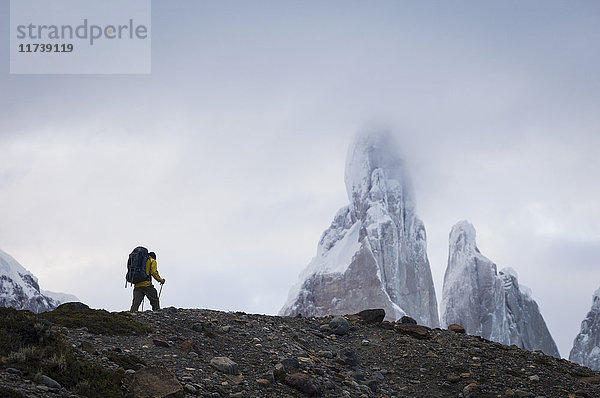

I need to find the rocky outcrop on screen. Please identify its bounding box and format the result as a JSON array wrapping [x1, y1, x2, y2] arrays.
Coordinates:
[[0, 248, 77, 313], [441, 221, 560, 357], [280, 132, 439, 327], [570, 287, 600, 370]]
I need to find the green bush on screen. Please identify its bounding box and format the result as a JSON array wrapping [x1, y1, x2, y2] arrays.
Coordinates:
[[42, 306, 151, 336], [0, 307, 135, 397], [105, 351, 146, 371]]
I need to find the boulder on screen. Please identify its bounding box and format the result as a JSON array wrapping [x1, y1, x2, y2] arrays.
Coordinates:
[[37, 375, 61, 390], [399, 316, 417, 324], [210, 356, 239, 375], [281, 357, 300, 371], [56, 302, 89, 311], [328, 316, 349, 335], [357, 309, 385, 324], [153, 339, 170, 348], [395, 324, 431, 340], [448, 324, 466, 334], [123, 364, 183, 398], [284, 373, 321, 396], [337, 347, 358, 367]]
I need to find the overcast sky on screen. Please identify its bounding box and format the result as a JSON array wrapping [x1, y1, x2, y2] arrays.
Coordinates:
[[1, 0, 599, 359]]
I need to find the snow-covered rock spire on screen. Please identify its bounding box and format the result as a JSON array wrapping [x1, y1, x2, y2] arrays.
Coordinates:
[[441, 221, 560, 357], [0, 248, 77, 313], [280, 131, 439, 327], [569, 287, 600, 370]]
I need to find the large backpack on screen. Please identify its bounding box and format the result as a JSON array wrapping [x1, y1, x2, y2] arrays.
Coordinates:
[[125, 246, 151, 286]]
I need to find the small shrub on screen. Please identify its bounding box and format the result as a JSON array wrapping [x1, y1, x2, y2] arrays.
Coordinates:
[[7, 346, 38, 363], [47, 354, 128, 398], [42, 307, 151, 336], [0, 307, 133, 397], [0, 308, 56, 356], [45, 351, 68, 372], [75, 380, 92, 396], [105, 351, 146, 371]]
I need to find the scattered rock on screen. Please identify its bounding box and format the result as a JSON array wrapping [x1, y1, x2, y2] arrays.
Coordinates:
[[425, 350, 438, 358], [179, 338, 200, 354], [463, 382, 478, 397], [318, 350, 334, 359], [284, 373, 321, 396], [514, 389, 534, 397], [191, 323, 203, 332], [80, 341, 97, 355], [153, 339, 170, 348], [380, 320, 394, 330], [281, 357, 300, 371], [273, 363, 287, 381], [395, 323, 431, 339], [357, 309, 385, 324], [221, 325, 232, 333], [448, 323, 466, 334], [329, 316, 349, 335], [399, 316, 417, 324], [201, 322, 218, 337], [37, 375, 61, 390], [337, 347, 358, 367], [184, 384, 197, 394], [210, 356, 239, 375], [123, 364, 183, 398], [580, 376, 600, 384], [365, 378, 379, 391], [5, 368, 22, 376]]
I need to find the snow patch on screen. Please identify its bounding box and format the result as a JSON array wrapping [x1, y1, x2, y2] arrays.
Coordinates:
[[310, 221, 361, 276]]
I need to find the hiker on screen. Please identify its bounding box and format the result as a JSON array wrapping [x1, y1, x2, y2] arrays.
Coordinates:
[[130, 251, 166, 312]]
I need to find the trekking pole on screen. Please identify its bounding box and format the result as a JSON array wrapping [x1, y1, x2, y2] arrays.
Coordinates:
[[159, 283, 163, 299], [141, 298, 144, 311]]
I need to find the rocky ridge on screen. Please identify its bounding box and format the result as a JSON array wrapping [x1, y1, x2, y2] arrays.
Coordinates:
[[2, 304, 599, 398]]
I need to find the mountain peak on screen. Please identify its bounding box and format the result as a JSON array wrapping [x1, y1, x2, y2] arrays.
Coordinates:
[[449, 220, 477, 252], [344, 131, 415, 213], [281, 132, 439, 327], [0, 248, 77, 313], [570, 286, 600, 370], [442, 222, 560, 357]]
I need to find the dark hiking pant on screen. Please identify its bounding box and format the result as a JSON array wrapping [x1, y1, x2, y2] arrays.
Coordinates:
[[130, 285, 160, 311]]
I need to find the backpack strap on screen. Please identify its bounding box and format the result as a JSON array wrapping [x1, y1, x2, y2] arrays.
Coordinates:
[[146, 256, 152, 281]]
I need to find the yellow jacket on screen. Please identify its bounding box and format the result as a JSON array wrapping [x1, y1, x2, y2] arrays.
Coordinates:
[[134, 257, 164, 287]]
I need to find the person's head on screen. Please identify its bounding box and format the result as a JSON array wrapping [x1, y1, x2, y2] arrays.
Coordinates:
[[149, 252, 156, 260]]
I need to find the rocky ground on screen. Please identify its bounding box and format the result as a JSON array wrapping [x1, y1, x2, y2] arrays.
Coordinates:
[[1, 305, 600, 398]]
